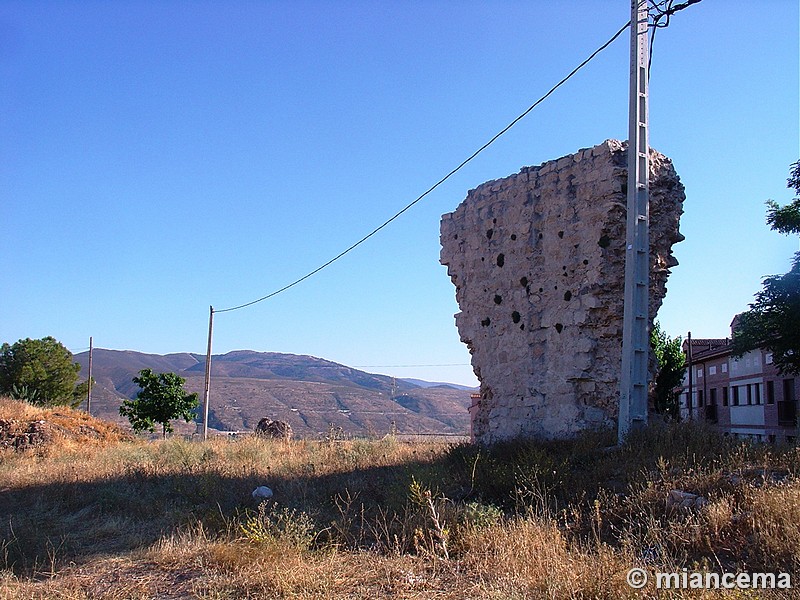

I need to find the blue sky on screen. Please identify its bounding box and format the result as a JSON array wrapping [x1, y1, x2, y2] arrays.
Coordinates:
[[1, 1, 797, 386]]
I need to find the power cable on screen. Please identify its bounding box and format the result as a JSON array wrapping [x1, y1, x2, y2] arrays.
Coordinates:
[[353, 363, 470, 368], [215, 18, 632, 314], [648, 0, 704, 74]]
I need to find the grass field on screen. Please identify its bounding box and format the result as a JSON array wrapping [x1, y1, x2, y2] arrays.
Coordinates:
[[1, 397, 799, 598]]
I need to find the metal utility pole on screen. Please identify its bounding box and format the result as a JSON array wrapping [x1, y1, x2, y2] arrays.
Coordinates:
[[686, 331, 693, 419], [202, 306, 214, 440], [87, 336, 93, 415], [618, 0, 650, 444]]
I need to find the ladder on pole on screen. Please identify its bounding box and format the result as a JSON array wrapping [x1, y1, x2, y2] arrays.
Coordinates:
[[618, 0, 650, 443]]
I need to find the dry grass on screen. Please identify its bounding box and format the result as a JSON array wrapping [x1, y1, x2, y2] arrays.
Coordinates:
[[1, 397, 799, 598]]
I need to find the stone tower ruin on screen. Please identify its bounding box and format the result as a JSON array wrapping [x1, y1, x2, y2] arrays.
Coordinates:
[[440, 140, 685, 443]]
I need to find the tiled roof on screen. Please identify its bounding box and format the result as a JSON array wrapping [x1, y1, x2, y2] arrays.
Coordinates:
[[681, 338, 731, 358]]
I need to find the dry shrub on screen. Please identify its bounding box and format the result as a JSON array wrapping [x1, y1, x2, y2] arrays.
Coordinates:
[[0, 396, 130, 457], [748, 481, 800, 570], [458, 516, 632, 599]]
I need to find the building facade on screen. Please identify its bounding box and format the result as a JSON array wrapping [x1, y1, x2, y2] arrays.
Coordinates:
[[679, 323, 799, 443]]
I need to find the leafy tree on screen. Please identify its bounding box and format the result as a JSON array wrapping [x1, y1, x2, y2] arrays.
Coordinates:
[[765, 160, 800, 235], [650, 321, 684, 418], [0, 337, 81, 406], [120, 369, 199, 439], [732, 160, 800, 375], [731, 258, 800, 375]]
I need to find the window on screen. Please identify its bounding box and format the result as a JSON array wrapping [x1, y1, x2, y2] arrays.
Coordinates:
[[784, 379, 796, 404], [723, 386, 729, 407], [732, 386, 740, 406], [766, 353, 774, 364], [697, 368, 703, 378], [755, 383, 762, 405], [709, 366, 717, 376], [710, 388, 717, 406], [767, 380, 775, 404], [747, 384, 752, 405], [722, 363, 728, 373], [698, 390, 704, 407]]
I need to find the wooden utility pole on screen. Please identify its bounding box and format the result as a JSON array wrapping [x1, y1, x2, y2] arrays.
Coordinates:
[[618, 0, 650, 443], [87, 336, 93, 415], [202, 306, 214, 440]]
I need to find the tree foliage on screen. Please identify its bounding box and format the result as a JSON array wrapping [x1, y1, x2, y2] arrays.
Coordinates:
[[732, 160, 800, 375], [120, 369, 199, 439], [766, 160, 800, 235], [731, 257, 800, 375], [0, 337, 81, 406], [650, 321, 684, 418]]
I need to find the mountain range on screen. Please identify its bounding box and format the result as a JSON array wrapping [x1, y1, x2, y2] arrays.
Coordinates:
[[72, 349, 475, 438]]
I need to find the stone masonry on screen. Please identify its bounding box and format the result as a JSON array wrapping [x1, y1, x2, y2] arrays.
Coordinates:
[[440, 140, 685, 443]]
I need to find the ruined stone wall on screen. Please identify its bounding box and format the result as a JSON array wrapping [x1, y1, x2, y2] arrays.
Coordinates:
[[440, 140, 685, 443]]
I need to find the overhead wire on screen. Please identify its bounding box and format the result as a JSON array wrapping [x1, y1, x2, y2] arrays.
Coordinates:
[[648, 0, 704, 74], [214, 17, 632, 314]]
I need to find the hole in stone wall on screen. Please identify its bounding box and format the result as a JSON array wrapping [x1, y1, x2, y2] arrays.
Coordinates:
[[453, 234, 458, 239], [481, 317, 491, 327], [538, 233, 543, 239], [511, 234, 517, 241], [520, 277, 528, 287], [555, 323, 563, 333], [564, 291, 572, 301], [494, 294, 503, 305], [598, 235, 611, 248], [520, 324, 525, 331], [496, 254, 505, 267], [558, 231, 564, 239], [583, 259, 589, 265], [539, 287, 544, 293], [493, 218, 497, 224], [486, 229, 494, 239], [512, 311, 521, 323]]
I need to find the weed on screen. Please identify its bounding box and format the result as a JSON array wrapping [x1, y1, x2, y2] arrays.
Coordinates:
[[239, 502, 317, 551]]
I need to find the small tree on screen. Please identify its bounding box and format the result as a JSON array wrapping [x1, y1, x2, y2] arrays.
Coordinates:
[[120, 369, 199, 439], [732, 160, 800, 375], [0, 337, 81, 406], [651, 321, 684, 419]]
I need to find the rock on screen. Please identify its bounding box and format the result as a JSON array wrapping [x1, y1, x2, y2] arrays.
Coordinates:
[[255, 418, 293, 440], [440, 140, 685, 443], [666, 489, 707, 511], [0, 418, 54, 450], [252, 485, 273, 500]]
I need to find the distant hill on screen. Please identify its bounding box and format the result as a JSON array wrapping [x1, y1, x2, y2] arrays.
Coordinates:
[[73, 349, 473, 438], [400, 378, 476, 391]]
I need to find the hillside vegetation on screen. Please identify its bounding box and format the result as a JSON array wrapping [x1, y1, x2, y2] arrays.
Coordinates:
[[1, 397, 799, 598]]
